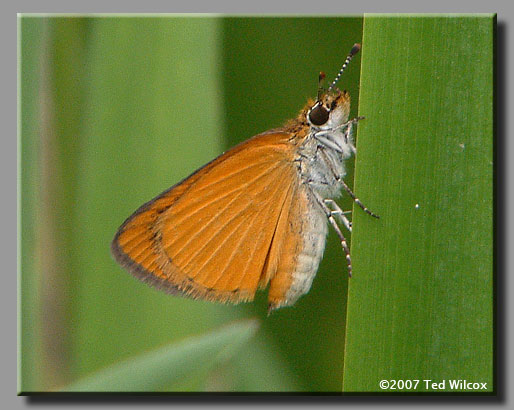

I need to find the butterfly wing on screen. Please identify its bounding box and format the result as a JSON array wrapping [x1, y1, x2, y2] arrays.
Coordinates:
[[111, 131, 303, 304]]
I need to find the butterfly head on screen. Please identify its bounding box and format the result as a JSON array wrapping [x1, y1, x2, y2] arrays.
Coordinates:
[[306, 90, 350, 130]]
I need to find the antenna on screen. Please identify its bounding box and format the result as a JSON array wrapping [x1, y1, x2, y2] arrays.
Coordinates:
[[327, 43, 361, 93], [317, 71, 326, 101]]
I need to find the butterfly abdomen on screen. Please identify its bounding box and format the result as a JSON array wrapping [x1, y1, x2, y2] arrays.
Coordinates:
[[267, 185, 328, 310]]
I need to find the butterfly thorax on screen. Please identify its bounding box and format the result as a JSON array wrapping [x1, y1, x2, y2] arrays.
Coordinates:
[[291, 91, 353, 199]]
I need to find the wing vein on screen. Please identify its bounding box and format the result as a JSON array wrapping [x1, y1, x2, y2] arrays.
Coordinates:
[[185, 151, 278, 195], [235, 177, 296, 291], [190, 210, 251, 282], [209, 175, 288, 288], [163, 164, 285, 259]]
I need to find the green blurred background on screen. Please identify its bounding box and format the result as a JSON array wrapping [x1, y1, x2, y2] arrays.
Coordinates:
[[20, 16, 364, 392]]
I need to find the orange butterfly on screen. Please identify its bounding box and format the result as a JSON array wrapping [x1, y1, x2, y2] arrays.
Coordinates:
[[111, 43, 378, 313]]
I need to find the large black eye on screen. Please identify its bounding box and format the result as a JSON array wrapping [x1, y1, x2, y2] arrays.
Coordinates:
[[308, 103, 329, 126]]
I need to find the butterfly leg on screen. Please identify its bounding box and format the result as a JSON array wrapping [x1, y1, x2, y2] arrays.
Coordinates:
[[340, 115, 365, 154], [324, 199, 352, 232], [318, 147, 379, 220], [311, 190, 352, 277], [340, 180, 380, 219], [344, 121, 357, 155]]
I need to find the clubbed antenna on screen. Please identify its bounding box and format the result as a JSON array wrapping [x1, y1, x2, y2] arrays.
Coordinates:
[[327, 43, 361, 93]]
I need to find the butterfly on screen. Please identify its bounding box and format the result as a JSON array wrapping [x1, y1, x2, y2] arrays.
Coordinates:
[[111, 43, 378, 313]]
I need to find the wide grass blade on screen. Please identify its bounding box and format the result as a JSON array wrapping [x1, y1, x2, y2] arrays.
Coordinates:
[[343, 15, 494, 393], [61, 319, 259, 392]]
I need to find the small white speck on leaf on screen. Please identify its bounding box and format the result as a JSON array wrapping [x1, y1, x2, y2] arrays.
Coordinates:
[[415, 204, 420, 209]]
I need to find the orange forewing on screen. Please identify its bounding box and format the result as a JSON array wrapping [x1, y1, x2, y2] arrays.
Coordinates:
[[111, 131, 303, 305]]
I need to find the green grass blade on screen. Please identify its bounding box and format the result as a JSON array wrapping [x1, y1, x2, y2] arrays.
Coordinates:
[[61, 319, 259, 392], [343, 15, 494, 393]]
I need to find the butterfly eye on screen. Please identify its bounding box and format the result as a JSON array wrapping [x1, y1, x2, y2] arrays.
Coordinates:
[[308, 103, 329, 126]]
